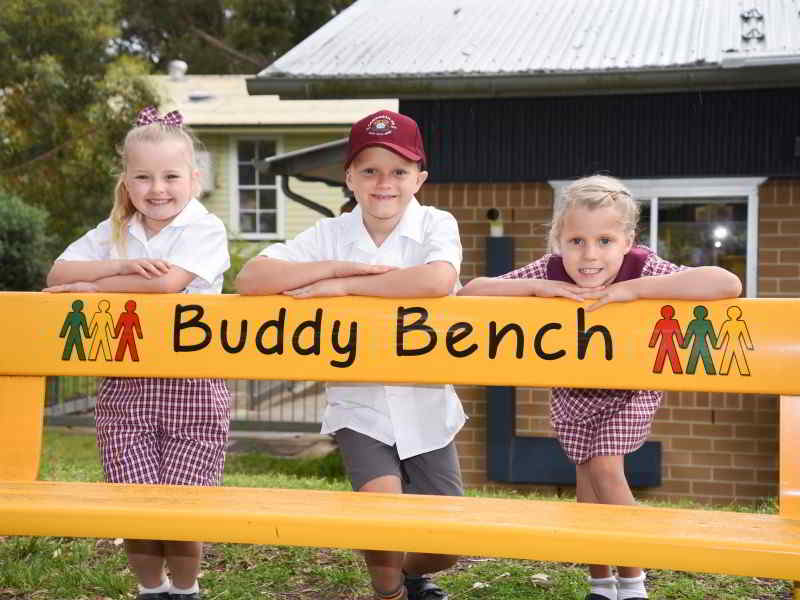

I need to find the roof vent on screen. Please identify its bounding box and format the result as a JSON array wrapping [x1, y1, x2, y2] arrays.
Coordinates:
[[168, 60, 188, 81], [188, 90, 214, 102]]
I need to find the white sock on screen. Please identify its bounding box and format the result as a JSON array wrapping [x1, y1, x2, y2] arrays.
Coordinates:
[[588, 575, 617, 600], [137, 578, 170, 594], [170, 581, 200, 595], [617, 572, 647, 599]]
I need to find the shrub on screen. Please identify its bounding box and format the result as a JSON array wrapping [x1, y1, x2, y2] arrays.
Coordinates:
[[0, 192, 50, 290]]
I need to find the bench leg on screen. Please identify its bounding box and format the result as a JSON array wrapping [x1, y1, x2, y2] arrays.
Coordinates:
[[0, 376, 45, 480]]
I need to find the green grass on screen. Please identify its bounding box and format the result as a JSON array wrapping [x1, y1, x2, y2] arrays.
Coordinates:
[[0, 429, 792, 599]]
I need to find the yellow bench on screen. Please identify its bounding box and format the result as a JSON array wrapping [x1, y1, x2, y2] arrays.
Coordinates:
[[1, 293, 799, 593]]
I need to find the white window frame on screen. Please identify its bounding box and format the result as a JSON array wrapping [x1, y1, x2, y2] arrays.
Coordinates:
[[549, 178, 765, 297], [230, 136, 285, 241]]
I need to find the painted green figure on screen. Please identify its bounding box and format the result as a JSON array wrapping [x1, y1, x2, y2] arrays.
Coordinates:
[[715, 305, 754, 376], [59, 300, 90, 361], [681, 305, 718, 375], [88, 299, 116, 361]]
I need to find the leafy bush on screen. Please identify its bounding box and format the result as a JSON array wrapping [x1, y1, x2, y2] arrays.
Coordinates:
[[0, 192, 50, 290]]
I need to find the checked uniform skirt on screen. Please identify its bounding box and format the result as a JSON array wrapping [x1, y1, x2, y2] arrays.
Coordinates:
[[96, 377, 231, 486], [551, 386, 662, 464]]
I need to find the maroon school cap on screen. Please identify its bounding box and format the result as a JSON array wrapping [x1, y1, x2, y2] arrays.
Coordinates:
[[345, 110, 427, 170]]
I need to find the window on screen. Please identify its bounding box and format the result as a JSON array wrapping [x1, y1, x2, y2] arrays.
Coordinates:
[[234, 138, 282, 239], [550, 178, 765, 297]]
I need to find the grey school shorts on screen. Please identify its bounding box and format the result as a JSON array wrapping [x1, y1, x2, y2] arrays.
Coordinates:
[[333, 428, 464, 496]]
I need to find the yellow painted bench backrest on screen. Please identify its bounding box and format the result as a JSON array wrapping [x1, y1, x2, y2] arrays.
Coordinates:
[[1, 292, 799, 515]]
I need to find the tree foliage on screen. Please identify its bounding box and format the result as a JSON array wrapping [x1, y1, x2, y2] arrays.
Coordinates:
[[0, 0, 159, 254], [0, 193, 50, 291], [0, 0, 352, 259], [116, 0, 356, 74]]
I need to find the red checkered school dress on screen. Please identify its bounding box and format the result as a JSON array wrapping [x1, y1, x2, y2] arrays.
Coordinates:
[[96, 377, 230, 486], [500, 246, 684, 464]]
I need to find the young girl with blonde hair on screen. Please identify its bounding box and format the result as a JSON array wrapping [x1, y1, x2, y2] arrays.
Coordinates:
[[45, 107, 231, 600], [459, 175, 741, 600]]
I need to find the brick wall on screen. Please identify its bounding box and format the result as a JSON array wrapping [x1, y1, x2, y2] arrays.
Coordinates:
[[417, 178, 799, 505]]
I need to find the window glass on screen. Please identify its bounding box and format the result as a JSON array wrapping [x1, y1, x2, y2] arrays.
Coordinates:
[[650, 197, 747, 293], [236, 139, 278, 236]]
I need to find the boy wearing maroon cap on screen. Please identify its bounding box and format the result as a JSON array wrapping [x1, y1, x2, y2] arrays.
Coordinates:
[[237, 110, 465, 600]]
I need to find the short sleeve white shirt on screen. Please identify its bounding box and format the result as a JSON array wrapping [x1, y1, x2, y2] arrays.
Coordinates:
[[57, 198, 230, 294], [261, 197, 466, 459]]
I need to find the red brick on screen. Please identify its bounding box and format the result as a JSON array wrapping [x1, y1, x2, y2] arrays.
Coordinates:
[[672, 408, 712, 422], [733, 454, 777, 468], [735, 483, 777, 498], [780, 220, 800, 234], [759, 235, 800, 249], [663, 451, 692, 465], [757, 470, 779, 484], [650, 422, 692, 436], [757, 395, 778, 410], [780, 279, 800, 293], [757, 440, 779, 454], [735, 425, 777, 439], [672, 437, 712, 451], [692, 452, 732, 466], [693, 481, 734, 496], [756, 411, 779, 426], [713, 439, 756, 452], [651, 479, 691, 494], [671, 466, 711, 479], [760, 264, 800, 277], [713, 409, 756, 424], [760, 205, 800, 219], [713, 468, 755, 482], [760, 220, 779, 234], [759, 249, 779, 263], [692, 424, 733, 437], [781, 250, 800, 263]]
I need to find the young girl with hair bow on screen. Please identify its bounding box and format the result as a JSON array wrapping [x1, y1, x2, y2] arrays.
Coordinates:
[[46, 107, 231, 600]]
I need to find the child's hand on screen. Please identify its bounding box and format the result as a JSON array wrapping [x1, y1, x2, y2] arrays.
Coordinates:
[[332, 261, 396, 278], [284, 278, 351, 299], [582, 282, 638, 311], [531, 280, 594, 302], [43, 282, 99, 293], [118, 258, 171, 279]]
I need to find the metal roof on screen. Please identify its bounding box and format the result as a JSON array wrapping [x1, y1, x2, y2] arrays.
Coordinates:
[[151, 75, 396, 126], [248, 0, 800, 98]]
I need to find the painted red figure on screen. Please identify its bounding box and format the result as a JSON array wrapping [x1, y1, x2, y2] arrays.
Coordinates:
[[648, 304, 685, 374], [114, 300, 143, 362]]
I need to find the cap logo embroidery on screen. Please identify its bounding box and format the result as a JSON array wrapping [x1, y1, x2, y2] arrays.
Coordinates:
[[366, 115, 396, 136]]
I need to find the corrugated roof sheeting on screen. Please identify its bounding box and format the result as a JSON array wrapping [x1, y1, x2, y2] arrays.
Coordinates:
[[263, 0, 800, 78]]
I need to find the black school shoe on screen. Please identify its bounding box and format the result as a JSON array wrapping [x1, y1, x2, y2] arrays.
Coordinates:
[[405, 573, 447, 599], [136, 593, 171, 600], [169, 594, 200, 599]]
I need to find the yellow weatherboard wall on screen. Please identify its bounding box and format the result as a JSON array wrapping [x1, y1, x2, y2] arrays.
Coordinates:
[[2, 292, 798, 396]]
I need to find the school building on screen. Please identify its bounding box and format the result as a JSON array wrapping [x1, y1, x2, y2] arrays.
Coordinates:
[[244, 0, 800, 504]]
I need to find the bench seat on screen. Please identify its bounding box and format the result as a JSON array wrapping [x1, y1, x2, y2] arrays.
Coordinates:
[[1, 480, 798, 580]]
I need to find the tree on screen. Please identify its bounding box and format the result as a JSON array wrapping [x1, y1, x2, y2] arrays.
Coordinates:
[[0, 193, 50, 291], [116, 0, 356, 74], [0, 0, 159, 255]]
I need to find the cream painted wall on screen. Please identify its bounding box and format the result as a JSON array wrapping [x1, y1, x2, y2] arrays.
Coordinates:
[[197, 131, 348, 242], [284, 134, 349, 238]]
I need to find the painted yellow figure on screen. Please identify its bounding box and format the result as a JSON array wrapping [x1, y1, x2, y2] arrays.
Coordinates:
[[715, 305, 754, 375], [88, 300, 117, 361]]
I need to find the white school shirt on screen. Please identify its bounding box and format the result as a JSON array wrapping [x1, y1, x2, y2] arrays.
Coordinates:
[[261, 197, 467, 459], [57, 198, 230, 295]]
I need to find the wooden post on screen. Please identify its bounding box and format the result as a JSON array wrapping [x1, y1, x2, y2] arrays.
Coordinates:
[[780, 396, 800, 594], [0, 376, 45, 480]]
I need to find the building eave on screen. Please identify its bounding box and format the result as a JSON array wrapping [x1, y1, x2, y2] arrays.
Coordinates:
[[247, 64, 800, 100]]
